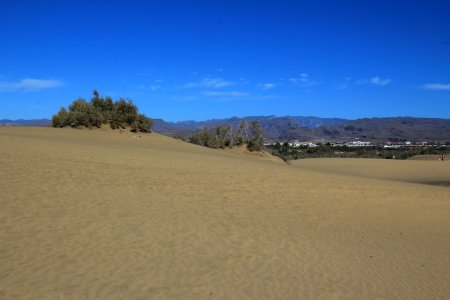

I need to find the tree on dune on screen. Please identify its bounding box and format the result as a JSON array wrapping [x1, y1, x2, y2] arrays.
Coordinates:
[[52, 90, 153, 132], [247, 121, 264, 152]]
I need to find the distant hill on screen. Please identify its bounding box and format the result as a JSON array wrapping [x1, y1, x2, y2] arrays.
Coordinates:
[[0, 119, 51, 126], [3, 116, 450, 142], [154, 116, 450, 143], [310, 117, 450, 142], [153, 116, 347, 139], [152, 119, 197, 139]]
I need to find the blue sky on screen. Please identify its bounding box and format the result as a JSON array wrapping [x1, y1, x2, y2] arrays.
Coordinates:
[[1, 0, 449, 121]]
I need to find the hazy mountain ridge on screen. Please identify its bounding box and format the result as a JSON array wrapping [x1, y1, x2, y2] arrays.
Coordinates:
[[0, 119, 51, 126], [3, 116, 450, 142], [153, 116, 348, 139], [154, 116, 450, 142], [312, 117, 450, 142]]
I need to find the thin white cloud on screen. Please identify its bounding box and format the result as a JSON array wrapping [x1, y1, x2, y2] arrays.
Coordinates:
[[299, 73, 309, 83], [357, 76, 392, 86], [289, 73, 320, 87], [202, 91, 249, 97], [370, 76, 392, 86], [137, 79, 163, 91], [258, 83, 276, 90], [0, 78, 65, 91], [137, 84, 160, 91], [421, 83, 450, 91], [173, 91, 280, 102], [289, 73, 310, 83], [184, 77, 235, 88]]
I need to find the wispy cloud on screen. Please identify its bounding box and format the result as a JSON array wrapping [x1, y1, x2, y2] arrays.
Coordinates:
[[137, 79, 164, 91], [299, 73, 309, 83], [258, 82, 276, 90], [184, 77, 235, 88], [202, 91, 249, 97], [370, 76, 392, 86], [138, 84, 160, 91], [289, 73, 320, 87], [421, 83, 450, 91], [172, 91, 280, 102], [357, 76, 392, 86], [0, 78, 65, 91]]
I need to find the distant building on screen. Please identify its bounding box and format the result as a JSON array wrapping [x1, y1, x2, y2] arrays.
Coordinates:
[[269, 140, 318, 147], [346, 141, 371, 147], [383, 144, 401, 148], [297, 142, 317, 147], [288, 140, 301, 147]]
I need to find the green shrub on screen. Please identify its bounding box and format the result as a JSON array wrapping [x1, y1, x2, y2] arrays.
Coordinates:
[[52, 107, 70, 127], [233, 120, 247, 145], [52, 91, 153, 132], [67, 98, 103, 128], [131, 114, 154, 133], [247, 121, 264, 152], [189, 128, 220, 149]]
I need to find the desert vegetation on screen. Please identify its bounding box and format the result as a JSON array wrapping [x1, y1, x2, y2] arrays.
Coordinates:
[[247, 121, 264, 151], [188, 120, 264, 151], [267, 142, 450, 161], [52, 90, 153, 132]]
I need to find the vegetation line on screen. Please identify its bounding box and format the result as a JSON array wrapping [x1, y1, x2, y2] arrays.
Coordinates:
[[266, 142, 450, 160]]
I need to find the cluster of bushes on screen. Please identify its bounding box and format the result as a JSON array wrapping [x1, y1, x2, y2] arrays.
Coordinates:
[[52, 90, 153, 132], [266, 143, 450, 161], [267, 142, 337, 160], [332, 145, 450, 159], [189, 120, 264, 151], [267, 142, 301, 161]]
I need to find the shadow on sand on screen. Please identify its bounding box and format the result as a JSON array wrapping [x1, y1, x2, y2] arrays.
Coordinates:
[[411, 181, 450, 187]]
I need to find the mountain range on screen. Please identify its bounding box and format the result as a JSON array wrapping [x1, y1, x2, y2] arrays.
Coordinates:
[[153, 116, 450, 143], [152, 116, 346, 139], [2, 116, 449, 142], [0, 119, 52, 127], [278, 117, 450, 143]]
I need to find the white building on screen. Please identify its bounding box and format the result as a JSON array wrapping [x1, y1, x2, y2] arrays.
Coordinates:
[[288, 140, 301, 147], [346, 141, 372, 147]]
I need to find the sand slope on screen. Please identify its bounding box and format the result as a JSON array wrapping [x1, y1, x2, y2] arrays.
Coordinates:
[[1, 127, 449, 299], [292, 157, 450, 186]]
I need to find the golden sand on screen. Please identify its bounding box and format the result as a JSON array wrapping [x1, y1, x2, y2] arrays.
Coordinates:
[[1, 127, 449, 299]]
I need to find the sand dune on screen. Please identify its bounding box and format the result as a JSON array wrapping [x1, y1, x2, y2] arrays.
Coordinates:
[[291, 158, 450, 187], [1, 127, 449, 299]]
